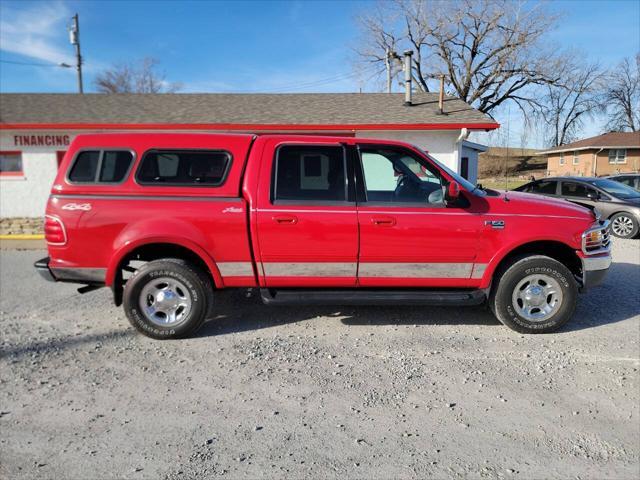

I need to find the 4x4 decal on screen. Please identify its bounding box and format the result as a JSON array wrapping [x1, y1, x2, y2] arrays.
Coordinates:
[[62, 203, 92, 211]]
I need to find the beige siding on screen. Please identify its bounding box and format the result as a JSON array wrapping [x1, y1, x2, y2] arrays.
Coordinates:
[[546, 148, 640, 176], [595, 148, 640, 175], [546, 151, 594, 176]]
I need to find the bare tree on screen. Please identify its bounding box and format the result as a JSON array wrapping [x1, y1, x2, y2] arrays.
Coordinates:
[[356, 0, 563, 115], [603, 53, 639, 132], [538, 60, 605, 147], [94, 57, 182, 93]]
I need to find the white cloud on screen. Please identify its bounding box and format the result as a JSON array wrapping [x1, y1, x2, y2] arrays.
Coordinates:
[[0, 1, 75, 65]]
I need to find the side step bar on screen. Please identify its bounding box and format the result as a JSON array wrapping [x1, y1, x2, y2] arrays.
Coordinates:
[[260, 288, 486, 306]]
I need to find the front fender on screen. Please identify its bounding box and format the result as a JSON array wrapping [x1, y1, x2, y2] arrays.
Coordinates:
[[477, 234, 582, 289]]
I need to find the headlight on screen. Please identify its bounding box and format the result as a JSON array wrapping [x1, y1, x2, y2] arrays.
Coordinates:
[[581, 220, 611, 255]]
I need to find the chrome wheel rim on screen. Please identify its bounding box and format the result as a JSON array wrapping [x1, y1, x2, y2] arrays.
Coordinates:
[[612, 215, 634, 237], [512, 274, 563, 322], [139, 277, 192, 327]]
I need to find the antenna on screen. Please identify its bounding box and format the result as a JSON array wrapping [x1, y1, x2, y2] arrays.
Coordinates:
[[504, 103, 511, 191]]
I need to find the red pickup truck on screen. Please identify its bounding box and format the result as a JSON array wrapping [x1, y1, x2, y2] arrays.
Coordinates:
[[36, 133, 611, 339]]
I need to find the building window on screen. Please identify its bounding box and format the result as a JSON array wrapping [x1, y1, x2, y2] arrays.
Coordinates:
[[559, 153, 565, 165], [608, 149, 627, 164], [0, 151, 23, 177], [572, 151, 579, 165]]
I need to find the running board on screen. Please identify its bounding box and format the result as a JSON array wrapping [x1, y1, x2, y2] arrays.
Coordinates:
[[260, 288, 486, 306]]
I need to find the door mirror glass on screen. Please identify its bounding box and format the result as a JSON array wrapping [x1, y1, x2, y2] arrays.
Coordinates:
[[446, 181, 461, 201], [586, 190, 599, 201]]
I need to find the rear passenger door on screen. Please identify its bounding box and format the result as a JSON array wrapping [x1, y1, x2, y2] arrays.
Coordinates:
[[255, 142, 358, 287]]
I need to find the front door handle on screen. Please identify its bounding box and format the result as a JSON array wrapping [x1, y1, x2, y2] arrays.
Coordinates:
[[273, 215, 298, 225], [371, 216, 396, 226]]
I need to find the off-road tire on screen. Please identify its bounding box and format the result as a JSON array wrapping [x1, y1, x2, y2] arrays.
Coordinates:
[[123, 258, 212, 339], [610, 212, 639, 239], [489, 255, 578, 334]]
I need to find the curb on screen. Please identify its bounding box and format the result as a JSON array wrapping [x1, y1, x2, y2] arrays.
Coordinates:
[[0, 234, 45, 240]]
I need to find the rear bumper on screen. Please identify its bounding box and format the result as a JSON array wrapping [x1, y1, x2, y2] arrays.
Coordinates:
[[580, 254, 612, 291], [34, 257, 56, 282], [34, 257, 106, 285]]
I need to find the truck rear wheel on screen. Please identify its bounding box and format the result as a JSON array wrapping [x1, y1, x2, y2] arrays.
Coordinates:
[[123, 258, 212, 339], [489, 255, 578, 334]]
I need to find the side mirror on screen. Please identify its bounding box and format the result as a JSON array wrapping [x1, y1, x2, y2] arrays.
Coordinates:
[[446, 181, 461, 201], [586, 191, 599, 201]]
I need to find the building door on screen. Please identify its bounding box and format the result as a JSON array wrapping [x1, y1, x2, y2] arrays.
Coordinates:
[[355, 144, 482, 287], [255, 142, 359, 287], [56, 151, 67, 169], [460, 157, 469, 180]]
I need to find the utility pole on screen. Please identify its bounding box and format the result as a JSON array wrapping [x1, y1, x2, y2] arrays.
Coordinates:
[[69, 14, 83, 93]]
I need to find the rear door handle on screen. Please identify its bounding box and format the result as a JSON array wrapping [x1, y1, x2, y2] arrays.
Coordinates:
[[273, 215, 298, 224], [371, 216, 396, 226]]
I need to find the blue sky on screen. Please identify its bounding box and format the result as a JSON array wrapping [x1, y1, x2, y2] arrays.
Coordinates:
[[0, 0, 638, 145]]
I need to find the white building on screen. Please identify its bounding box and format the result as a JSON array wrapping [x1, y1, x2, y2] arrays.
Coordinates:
[[0, 93, 498, 218]]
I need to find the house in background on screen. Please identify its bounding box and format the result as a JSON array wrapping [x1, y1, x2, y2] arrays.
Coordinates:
[[0, 93, 498, 218], [541, 131, 640, 177]]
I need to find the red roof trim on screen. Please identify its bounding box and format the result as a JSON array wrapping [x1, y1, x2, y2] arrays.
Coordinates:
[[0, 122, 499, 131]]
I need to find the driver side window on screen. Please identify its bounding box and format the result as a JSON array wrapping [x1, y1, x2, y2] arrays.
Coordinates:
[[359, 148, 444, 205]]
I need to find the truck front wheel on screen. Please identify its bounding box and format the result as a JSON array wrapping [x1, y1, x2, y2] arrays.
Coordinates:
[[489, 255, 578, 334], [123, 258, 212, 339]]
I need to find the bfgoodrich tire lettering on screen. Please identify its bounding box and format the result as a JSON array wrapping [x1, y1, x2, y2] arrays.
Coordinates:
[[490, 255, 578, 334], [123, 258, 212, 339]]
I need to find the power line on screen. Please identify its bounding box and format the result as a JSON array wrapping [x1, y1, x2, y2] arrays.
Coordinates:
[[0, 59, 67, 67], [240, 71, 363, 93]]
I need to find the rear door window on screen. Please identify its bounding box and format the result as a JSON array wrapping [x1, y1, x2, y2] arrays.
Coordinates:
[[273, 145, 347, 203], [137, 150, 231, 186]]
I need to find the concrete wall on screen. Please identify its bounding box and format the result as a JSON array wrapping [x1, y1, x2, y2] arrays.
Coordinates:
[[355, 130, 462, 173], [0, 132, 72, 217]]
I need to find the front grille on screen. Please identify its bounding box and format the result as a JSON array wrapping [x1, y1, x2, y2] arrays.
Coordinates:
[[582, 220, 611, 255]]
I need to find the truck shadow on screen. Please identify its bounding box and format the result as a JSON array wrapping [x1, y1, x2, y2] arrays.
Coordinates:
[[196, 290, 500, 338], [197, 261, 640, 337]]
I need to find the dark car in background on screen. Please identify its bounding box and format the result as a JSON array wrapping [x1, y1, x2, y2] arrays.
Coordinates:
[[606, 174, 640, 191], [514, 177, 640, 238]]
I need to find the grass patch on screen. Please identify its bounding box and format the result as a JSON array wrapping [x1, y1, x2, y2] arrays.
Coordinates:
[[478, 178, 528, 191]]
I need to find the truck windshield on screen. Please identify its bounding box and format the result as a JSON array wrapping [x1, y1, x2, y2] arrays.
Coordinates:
[[421, 150, 483, 195], [587, 179, 640, 200]]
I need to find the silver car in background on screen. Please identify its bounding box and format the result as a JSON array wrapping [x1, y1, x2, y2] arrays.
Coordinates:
[[606, 174, 640, 192], [514, 177, 640, 239]]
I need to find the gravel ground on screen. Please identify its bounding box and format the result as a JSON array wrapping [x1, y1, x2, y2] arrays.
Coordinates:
[[1, 240, 639, 479]]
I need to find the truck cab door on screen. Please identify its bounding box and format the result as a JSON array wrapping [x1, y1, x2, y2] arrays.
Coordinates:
[[355, 144, 484, 287], [254, 141, 358, 287]]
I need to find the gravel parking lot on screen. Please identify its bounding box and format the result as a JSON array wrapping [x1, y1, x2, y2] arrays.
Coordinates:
[[1, 240, 639, 479]]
